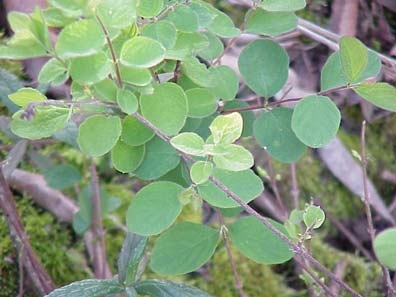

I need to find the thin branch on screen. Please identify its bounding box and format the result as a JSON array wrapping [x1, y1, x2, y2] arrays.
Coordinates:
[[290, 163, 299, 209]]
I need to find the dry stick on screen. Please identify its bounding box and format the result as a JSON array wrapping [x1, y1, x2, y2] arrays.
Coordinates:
[[0, 168, 56, 295], [89, 159, 110, 279], [360, 121, 396, 297], [218, 213, 247, 297]]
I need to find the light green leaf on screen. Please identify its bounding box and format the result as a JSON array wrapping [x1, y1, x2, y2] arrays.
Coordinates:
[[141, 20, 177, 50], [181, 56, 213, 87], [260, 0, 306, 11], [291, 95, 340, 148], [373, 228, 396, 270], [140, 82, 187, 136], [70, 52, 111, 84], [38, 58, 69, 86], [253, 107, 306, 163], [134, 136, 180, 180], [197, 168, 264, 208], [135, 279, 211, 297], [77, 115, 122, 156], [191, 161, 213, 184], [127, 181, 183, 236], [96, 0, 136, 29], [245, 9, 297, 37], [186, 88, 217, 118], [165, 5, 199, 33], [197, 32, 223, 60], [150, 222, 218, 275], [137, 0, 163, 18], [120, 66, 152, 86], [208, 65, 239, 101], [111, 141, 145, 173], [354, 83, 396, 112], [303, 205, 325, 229], [92, 78, 118, 102], [189, 1, 217, 29], [11, 106, 69, 139], [8, 87, 47, 107], [120, 36, 166, 68], [207, 11, 240, 38], [117, 89, 138, 114], [56, 19, 105, 58], [42, 7, 75, 27], [45, 279, 124, 297], [238, 39, 289, 97], [167, 32, 209, 60], [121, 115, 154, 146], [228, 216, 293, 264], [223, 101, 255, 137], [209, 112, 243, 145], [44, 164, 81, 190], [213, 144, 254, 171], [339, 36, 368, 83], [170, 132, 205, 156], [46, 0, 88, 15]]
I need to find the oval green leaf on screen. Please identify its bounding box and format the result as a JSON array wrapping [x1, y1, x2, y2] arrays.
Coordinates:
[[354, 82, 396, 112], [170, 132, 205, 156], [8, 87, 47, 107], [373, 228, 396, 270], [121, 115, 154, 146], [137, 0, 163, 18], [186, 88, 217, 118], [303, 205, 325, 229], [209, 112, 243, 145], [339, 36, 368, 83], [191, 161, 213, 184], [164, 5, 199, 33], [150, 222, 218, 275], [141, 20, 177, 50], [96, 0, 136, 29], [116, 89, 138, 114], [111, 141, 145, 173], [120, 65, 152, 86], [38, 58, 69, 86], [291, 95, 340, 148], [70, 52, 111, 85], [208, 65, 239, 101], [212, 144, 254, 171]]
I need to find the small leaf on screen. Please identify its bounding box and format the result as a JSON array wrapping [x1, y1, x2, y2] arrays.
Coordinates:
[[208, 65, 239, 101], [121, 115, 154, 146], [77, 115, 122, 157], [253, 107, 306, 163], [120, 36, 166, 68], [339, 36, 368, 83], [141, 20, 177, 50], [186, 88, 217, 118], [150, 222, 218, 275], [96, 0, 136, 29], [213, 144, 254, 171], [238, 40, 289, 97], [354, 83, 396, 112], [56, 19, 105, 58], [207, 11, 240, 38], [165, 5, 199, 33], [135, 279, 212, 297], [117, 89, 138, 114], [38, 58, 69, 86], [126, 181, 183, 236], [228, 216, 293, 264], [44, 164, 81, 190], [209, 112, 243, 144], [303, 205, 325, 229], [8, 87, 46, 107], [45, 279, 124, 297], [47, 0, 88, 15], [137, 0, 163, 18], [197, 32, 223, 60], [118, 232, 148, 285], [111, 141, 145, 173], [291, 96, 340, 148], [170, 132, 205, 156], [120, 66, 152, 86], [260, 0, 306, 11], [373, 228, 396, 270], [191, 161, 213, 184], [70, 52, 111, 84], [181, 56, 213, 88]]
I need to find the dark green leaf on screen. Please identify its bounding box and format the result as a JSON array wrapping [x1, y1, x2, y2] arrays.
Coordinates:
[[45, 279, 124, 297], [186, 88, 217, 118], [208, 65, 239, 101], [373, 228, 396, 270], [44, 164, 81, 190]]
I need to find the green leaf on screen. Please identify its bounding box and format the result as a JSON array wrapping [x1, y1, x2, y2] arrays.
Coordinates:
[[0, 68, 23, 113], [42, 7, 75, 27], [245, 9, 297, 37], [303, 205, 325, 229], [117, 89, 138, 114], [137, 0, 164, 18], [8, 87, 47, 107], [208, 66, 239, 101], [223, 100, 255, 137], [238, 39, 289, 97], [207, 11, 240, 38], [373, 228, 396, 270], [321, 50, 381, 91], [11, 106, 69, 140], [165, 5, 199, 33], [181, 56, 213, 87], [134, 136, 180, 180], [120, 65, 152, 86], [45, 279, 124, 297], [77, 115, 122, 157], [118, 232, 148, 285], [197, 32, 223, 60], [354, 83, 396, 112], [44, 164, 81, 190], [127, 181, 183, 236], [92, 78, 118, 102], [140, 82, 187, 136], [170, 132, 205, 156], [229, 216, 293, 264], [150, 222, 218, 275], [70, 52, 111, 84], [209, 112, 243, 145], [56, 19, 105, 58], [120, 36, 166, 68], [135, 279, 212, 297], [111, 141, 145, 173], [47, 0, 88, 15], [167, 32, 209, 60], [191, 161, 213, 184], [141, 20, 177, 50], [186, 88, 217, 118], [253, 107, 306, 163], [291, 96, 340, 148], [96, 0, 136, 29], [121, 115, 154, 146], [212, 144, 254, 171], [260, 0, 306, 11], [339, 36, 368, 83], [189, 1, 217, 29], [197, 168, 264, 208], [38, 58, 69, 86]]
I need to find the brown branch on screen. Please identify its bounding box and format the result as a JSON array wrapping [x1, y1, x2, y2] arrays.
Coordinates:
[[0, 168, 55, 295]]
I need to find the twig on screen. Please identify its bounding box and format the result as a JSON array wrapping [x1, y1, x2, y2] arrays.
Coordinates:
[[89, 159, 110, 279], [360, 121, 396, 296], [290, 163, 299, 209], [0, 168, 55, 295]]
